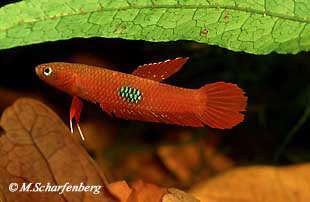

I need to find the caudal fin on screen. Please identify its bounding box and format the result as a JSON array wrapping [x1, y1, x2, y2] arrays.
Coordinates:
[[199, 82, 247, 129]]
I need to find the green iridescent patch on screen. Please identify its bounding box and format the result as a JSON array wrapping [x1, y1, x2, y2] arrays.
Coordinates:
[[119, 86, 142, 103]]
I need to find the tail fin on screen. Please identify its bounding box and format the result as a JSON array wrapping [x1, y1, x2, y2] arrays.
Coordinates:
[[199, 82, 247, 129]]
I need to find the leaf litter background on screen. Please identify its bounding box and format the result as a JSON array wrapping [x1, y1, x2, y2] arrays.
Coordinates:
[[1, 1, 310, 202]]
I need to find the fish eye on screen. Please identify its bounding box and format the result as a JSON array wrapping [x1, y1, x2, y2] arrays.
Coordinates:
[[43, 67, 52, 76]]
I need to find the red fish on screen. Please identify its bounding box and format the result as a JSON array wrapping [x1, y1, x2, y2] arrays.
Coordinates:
[[35, 57, 247, 140]]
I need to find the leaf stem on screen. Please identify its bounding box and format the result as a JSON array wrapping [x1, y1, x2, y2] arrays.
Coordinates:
[[274, 88, 310, 162]]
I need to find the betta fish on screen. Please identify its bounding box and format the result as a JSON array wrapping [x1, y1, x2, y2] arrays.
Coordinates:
[[35, 57, 247, 140]]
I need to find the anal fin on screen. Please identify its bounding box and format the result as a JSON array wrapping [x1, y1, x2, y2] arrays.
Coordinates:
[[104, 106, 204, 127]]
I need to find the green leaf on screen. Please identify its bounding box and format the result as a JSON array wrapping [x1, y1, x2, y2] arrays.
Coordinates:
[[1, 0, 310, 54]]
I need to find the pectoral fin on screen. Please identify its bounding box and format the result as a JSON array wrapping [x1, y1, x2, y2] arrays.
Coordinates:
[[70, 96, 85, 141]]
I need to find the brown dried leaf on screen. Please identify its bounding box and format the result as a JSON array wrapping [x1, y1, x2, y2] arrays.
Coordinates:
[[108, 180, 167, 202], [127, 180, 167, 202], [157, 136, 234, 186], [158, 143, 201, 184], [112, 151, 173, 186], [0, 98, 115, 202], [163, 188, 200, 202], [204, 144, 234, 173], [107, 181, 132, 202], [107, 180, 201, 202], [190, 164, 310, 202]]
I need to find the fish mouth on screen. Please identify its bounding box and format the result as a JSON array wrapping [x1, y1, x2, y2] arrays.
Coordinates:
[[35, 66, 41, 77]]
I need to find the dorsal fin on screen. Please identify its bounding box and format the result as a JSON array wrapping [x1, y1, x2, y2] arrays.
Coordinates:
[[132, 57, 189, 82]]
